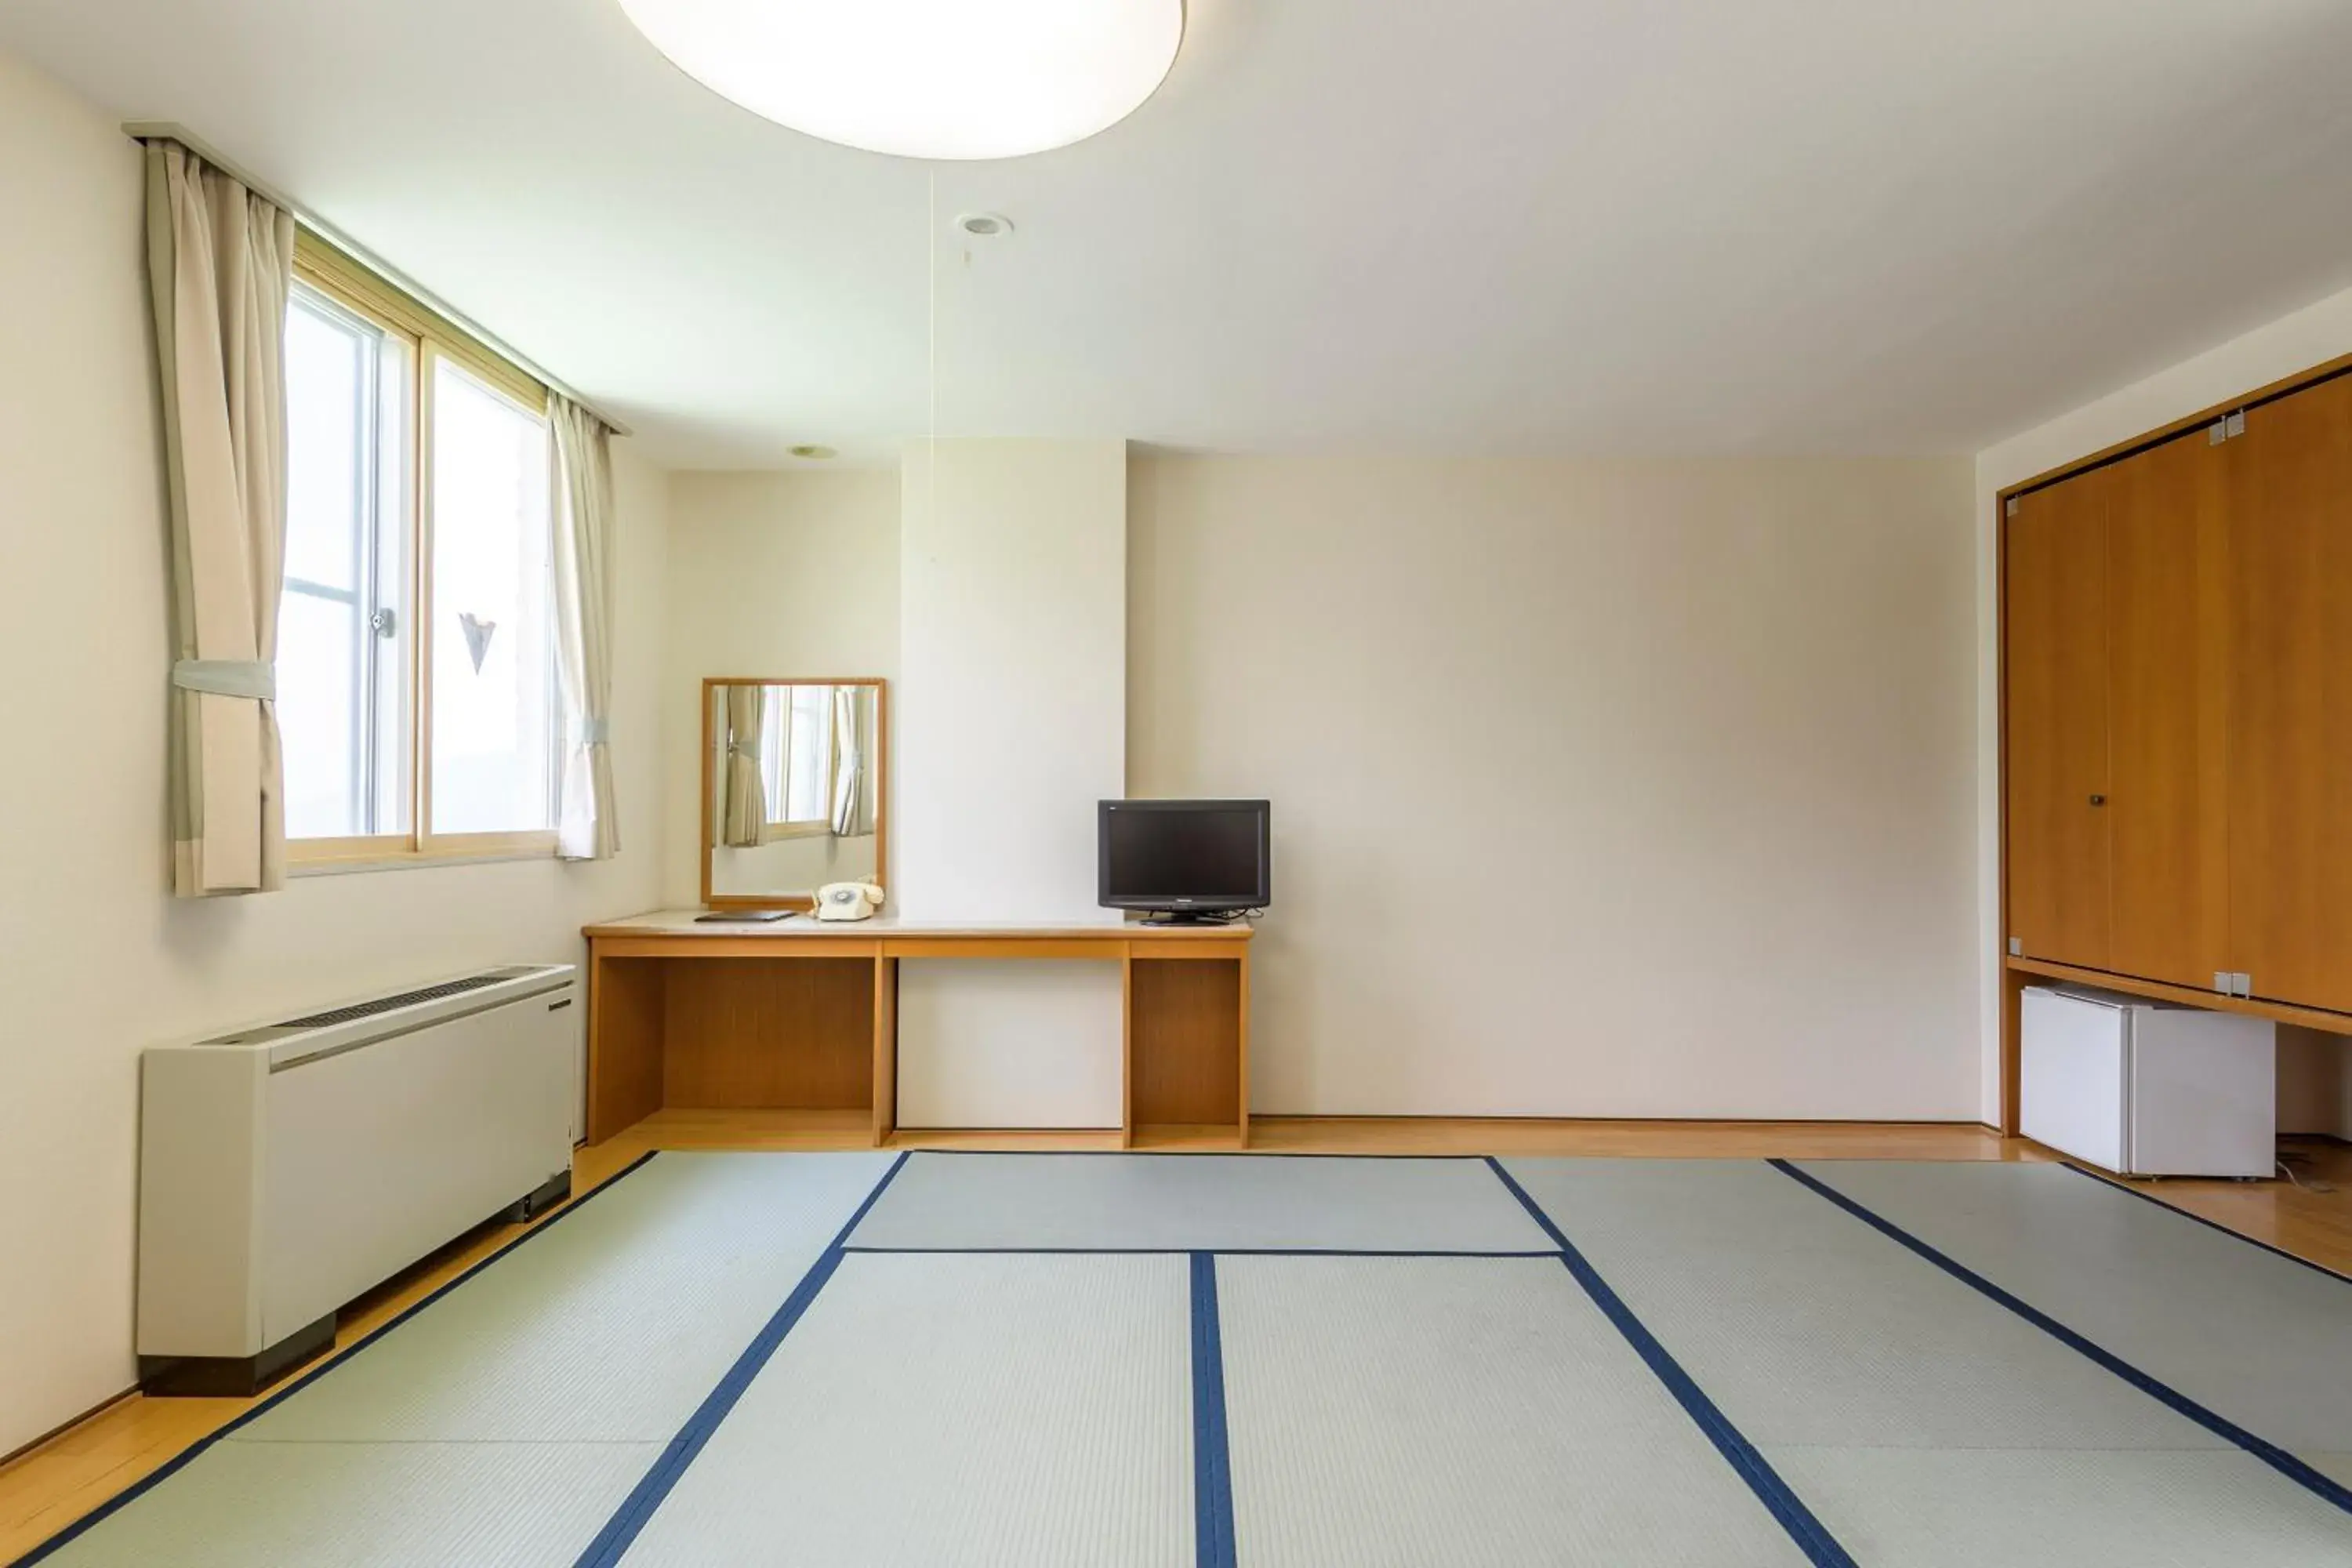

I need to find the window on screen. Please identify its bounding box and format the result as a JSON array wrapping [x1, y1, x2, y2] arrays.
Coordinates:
[[426, 359, 557, 836], [279, 287, 410, 840], [278, 236, 558, 865], [760, 685, 837, 837]]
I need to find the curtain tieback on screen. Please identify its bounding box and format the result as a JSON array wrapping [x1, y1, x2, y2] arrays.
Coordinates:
[[172, 659, 275, 701], [577, 717, 611, 746]]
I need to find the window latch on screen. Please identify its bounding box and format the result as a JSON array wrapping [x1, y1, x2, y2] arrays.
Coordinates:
[[369, 607, 397, 638]]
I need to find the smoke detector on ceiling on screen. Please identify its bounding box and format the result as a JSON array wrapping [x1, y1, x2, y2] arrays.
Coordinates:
[[957, 213, 1014, 239], [788, 444, 837, 460]]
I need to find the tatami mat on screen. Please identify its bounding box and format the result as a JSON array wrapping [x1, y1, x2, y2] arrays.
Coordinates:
[[1791, 1160, 2352, 1458], [1769, 1448, 2352, 1568], [1215, 1254, 1812, 1567], [848, 1152, 1553, 1253], [26, 1150, 2352, 1568], [242, 1151, 895, 1443], [27, 1440, 658, 1568], [24, 1152, 891, 1568], [1500, 1158, 2219, 1451], [617, 1252, 1196, 1568], [1502, 1157, 2352, 1564]]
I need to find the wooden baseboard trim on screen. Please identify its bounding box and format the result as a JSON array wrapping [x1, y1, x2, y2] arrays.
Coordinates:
[[1253, 1113, 1991, 1128], [0, 1385, 138, 1473]]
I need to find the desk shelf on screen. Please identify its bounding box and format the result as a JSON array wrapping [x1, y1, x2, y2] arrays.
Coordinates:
[[622, 1107, 877, 1149], [1126, 954, 1248, 1145], [1130, 1123, 1247, 1152]]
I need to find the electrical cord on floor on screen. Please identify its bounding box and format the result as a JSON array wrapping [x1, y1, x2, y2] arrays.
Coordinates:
[[2277, 1153, 2336, 1194]]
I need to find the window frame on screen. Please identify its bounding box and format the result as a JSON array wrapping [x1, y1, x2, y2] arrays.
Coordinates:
[[759, 684, 840, 842], [280, 281, 408, 849], [287, 233, 561, 872]]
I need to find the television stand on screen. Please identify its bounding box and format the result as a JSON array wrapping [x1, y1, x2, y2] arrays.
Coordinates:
[[1138, 909, 1244, 927]]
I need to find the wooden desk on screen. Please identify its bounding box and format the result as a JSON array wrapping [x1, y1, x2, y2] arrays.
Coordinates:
[[581, 911, 1254, 1149]]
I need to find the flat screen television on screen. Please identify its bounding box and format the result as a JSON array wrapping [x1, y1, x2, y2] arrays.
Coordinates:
[[1098, 799, 1271, 922]]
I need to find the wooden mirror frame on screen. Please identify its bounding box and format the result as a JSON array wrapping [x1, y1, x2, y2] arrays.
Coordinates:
[[699, 675, 889, 910]]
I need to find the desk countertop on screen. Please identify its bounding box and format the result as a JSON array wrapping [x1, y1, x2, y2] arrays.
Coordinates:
[[583, 909, 1254, 940]]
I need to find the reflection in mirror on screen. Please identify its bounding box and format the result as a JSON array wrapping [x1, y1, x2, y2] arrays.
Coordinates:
[[704, 680, 884, 905]]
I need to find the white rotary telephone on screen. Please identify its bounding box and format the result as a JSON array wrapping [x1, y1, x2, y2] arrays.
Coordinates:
[[815, 881, 885, 922]]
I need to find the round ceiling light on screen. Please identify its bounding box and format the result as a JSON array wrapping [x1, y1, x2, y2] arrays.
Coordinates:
[[616, 0, 1185, 161]]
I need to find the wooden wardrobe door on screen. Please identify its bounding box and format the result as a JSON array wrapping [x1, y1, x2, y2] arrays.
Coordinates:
[[2105, 431, 2231, 988], [2005, 470, 2111, 970], [2229, 377, 2352, 1011]]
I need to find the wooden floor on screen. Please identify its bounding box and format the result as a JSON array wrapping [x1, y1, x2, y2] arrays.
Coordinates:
[[3, 1115, 2345, 1563]]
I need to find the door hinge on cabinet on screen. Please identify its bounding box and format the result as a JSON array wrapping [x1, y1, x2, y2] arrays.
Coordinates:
[[2215, 971, 2252, 998], [2005, 496, 2020, 517], [2209, 411, 2247, 445], [2009, 937, 2024, 956]]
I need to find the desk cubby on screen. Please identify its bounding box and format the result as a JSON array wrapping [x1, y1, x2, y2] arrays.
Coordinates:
[[1127, 944, 1248, 1147]]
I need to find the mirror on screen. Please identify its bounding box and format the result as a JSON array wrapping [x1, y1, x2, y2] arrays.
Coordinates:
[[702, 678, 886, 907]]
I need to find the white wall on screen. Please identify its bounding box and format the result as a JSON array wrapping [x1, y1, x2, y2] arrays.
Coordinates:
[[0, 50, 671, 1456], [896, 439, 1127, 921], [1130, 454, 1980, 1119], [1972, 281, 2352, 1121], [895, 440, 1127, 1127], [660, 470, 899, 904]]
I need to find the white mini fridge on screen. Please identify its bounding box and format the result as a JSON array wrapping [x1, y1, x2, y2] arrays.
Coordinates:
[[2020, 985, 2275, 1178]]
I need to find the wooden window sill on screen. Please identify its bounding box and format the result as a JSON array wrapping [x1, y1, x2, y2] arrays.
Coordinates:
[[289, 836, 560, 877]]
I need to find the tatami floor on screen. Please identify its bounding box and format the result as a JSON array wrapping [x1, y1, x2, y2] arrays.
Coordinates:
[[3, 1117, 2347, 1564]]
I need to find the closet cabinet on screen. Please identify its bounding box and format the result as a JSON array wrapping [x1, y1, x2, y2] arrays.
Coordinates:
[[2003, 370, 2352, 1015], [2103, 430, 2230, 989], [2004, 470, 2112, 972], [2227, 377, 2352, 1013]]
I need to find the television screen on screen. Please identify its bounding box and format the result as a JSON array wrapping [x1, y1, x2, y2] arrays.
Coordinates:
[[1098, 800, 1270, 914]]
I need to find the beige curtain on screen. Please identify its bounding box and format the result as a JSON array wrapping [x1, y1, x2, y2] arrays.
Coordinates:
[[829, 686, 877, 837], [146, 142, 295, 897], [550, 395, 619, 860], [720, 685, 768, 848]]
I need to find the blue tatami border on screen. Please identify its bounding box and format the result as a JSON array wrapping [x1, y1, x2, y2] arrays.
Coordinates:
[[1484, 1157, 1860, 1568], [1189, 1253, 1240, 1568], [2056, 1159, 2352, 1287], [1771, 1157, 2352, 1520], [572, 1150, 913, 1568]]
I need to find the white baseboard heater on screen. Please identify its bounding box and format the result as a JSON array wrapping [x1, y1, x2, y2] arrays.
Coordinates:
[[136, 964, 579, 1396]]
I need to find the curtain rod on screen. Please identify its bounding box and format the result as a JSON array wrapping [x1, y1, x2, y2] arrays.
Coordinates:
[[123, 122, 633, 438]]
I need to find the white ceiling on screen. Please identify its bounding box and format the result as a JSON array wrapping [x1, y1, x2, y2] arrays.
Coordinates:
[[7, 0, 2352, 468]]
